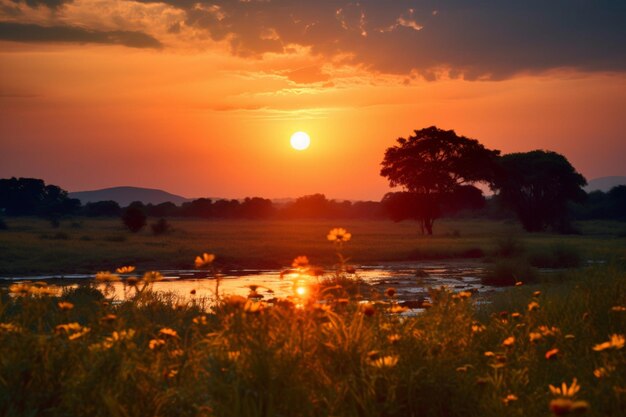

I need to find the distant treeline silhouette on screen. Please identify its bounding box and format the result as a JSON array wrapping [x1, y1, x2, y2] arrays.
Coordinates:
[[1, 176, 624, 226]]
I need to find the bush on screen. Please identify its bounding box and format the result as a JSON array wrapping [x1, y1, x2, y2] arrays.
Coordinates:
[[482, 258, 538, 286], [122, 206, 146, 233], [528, 244, 583, 269], [151, 218, 171, 235]]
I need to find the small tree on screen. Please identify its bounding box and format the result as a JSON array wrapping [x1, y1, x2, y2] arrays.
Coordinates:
[[494, 150, 586, 232], [380, 126, 500, 234], [122, 206, 146, 233]]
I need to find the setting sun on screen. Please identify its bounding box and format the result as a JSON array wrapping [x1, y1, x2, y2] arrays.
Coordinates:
[[290, 131, 311, 151]]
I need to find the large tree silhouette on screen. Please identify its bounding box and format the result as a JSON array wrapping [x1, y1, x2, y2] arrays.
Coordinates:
[[380, 126, 500, 234], [494, 150, 586, 232]]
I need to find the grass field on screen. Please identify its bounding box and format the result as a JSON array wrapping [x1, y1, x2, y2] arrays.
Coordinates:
[[1, 217, 625, 276]]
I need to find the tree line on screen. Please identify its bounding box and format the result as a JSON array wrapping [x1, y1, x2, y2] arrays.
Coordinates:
[[1, 126, 624, 233]]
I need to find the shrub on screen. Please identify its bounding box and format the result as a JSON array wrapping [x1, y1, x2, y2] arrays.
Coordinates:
[[122, 206, 146, 233], [151, 218, 171, 235]]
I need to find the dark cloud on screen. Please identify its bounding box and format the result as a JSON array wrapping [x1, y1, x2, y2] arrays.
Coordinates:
[[0, 21, 163, 48], [138, 0, 626, 79], [11, 0, 73, 9]]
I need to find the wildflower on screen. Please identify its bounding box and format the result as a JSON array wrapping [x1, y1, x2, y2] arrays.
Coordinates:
[[484, 351, 495, 357], [95, 271, 120, 282], [549, 398, 590, 415], [511, 312, 522, 319], [385, 287, 396, 298], [457, 291, 472, 299], [193, 315, 207, 325], [592, 334, 625, 351], [528, 301, 540, 312], [143, 271, 163, 282], [565, 334, 575, 340], [149, 338, 166, 350], [57, 301, 74, 311], [100, 314, 117, 323], [593, 366, 614, 379], [0, 323, 21, 333], [503, 336, 515, 347], [388, 334, 401, 344], [530, 332, 543, 343], [611, 306, 626, 312], [502, 394, 518, 405], [361, 303, 375, 317], [170, 349, 184, 358], [390, 305, 409, 314], [471, 323, 486, 333], [456, 365, 472, 372], [227, 351, 241, 361], [515, 281, 523, 286], [549, 378, 581, 398], [116, 266, 135, 274], [194, 253, 215, 268], [545, 348, 559, 360], [167, 369, 179, 378], [159, 328, 179, 339], [291, 256, 309, 268], [9, 283, 31, 296], [327, 227, 351, 243], [370, 355, 399, 368], [55, 323, 90, 340], [533, 290, 542, 297]]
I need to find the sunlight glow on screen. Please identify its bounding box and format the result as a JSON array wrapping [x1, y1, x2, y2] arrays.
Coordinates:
[[290, 131, 311, 150]]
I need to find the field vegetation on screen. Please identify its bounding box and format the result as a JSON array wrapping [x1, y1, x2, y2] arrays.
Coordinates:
[[1, 217, 625, 276]]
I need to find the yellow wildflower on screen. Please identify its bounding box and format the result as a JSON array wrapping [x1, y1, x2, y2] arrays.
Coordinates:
[[611, 306, 626, 312], [530, 332, 543, 343], [149, 338, 166, 350], [471, 323, 486, 333], [388, 334, 401, 344], [360, 303, 376, 317], [116, 266, 135, 274], [159, 328, 179, 339], [511, 312, 522, 319], [327, 227, 351, 243], [143, 271, 164, 282], [370, 355, 399, 368], [592, 334, 625, 352], [593, 366, 615, 379], [545, 348, 559, 360], [528, 301, 540, 312], [503, 336, 515, 347], [8, 283, 31, 296], [484, 351, 495, 357], [0, 323, 21, 333], [194, 253, 215, 268], [549, 378, 580, 398], [100, 314, 117, 323], [502, 394, 518, 405], [390, 305, 409, 314], [95, 271, 120, 282], [515, 281, 523, 286], [533, 290, 542, 297], [57, 301, 74, 311], [192, 315, 208, 325], [227, 351, 241, 361]]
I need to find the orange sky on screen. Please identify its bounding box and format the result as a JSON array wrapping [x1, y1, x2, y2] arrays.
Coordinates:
[[1, 1, 625, 200]]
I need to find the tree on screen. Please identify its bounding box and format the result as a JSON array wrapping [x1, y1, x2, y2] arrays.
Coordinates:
[[84, 200, 122, 217], [380, 126, 500, 234], [494, 150, 586, 232], [122, 206, 147, 233]]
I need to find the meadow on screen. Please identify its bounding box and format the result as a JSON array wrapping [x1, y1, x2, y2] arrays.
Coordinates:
[[1, 217, 625, 276], [0, 256, 624, 416]]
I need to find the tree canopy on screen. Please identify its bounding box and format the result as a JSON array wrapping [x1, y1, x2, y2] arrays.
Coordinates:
[[380, 126, 500, 234], [494, 150, 587, 232]]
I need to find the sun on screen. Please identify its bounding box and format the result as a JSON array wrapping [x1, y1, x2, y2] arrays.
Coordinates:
[[290, 131, 310, 151]]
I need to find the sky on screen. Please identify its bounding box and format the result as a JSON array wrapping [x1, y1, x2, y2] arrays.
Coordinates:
[[1, 0, 625, 201]]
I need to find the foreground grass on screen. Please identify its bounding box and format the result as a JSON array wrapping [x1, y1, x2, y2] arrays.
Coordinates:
[[1, 217, 625, 275], [1, 265, 624, 417]]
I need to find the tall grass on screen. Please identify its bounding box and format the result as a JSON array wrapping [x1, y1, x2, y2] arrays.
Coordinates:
[[1, 263, 624, 417]]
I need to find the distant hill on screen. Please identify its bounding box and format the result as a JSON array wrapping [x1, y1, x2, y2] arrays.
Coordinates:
[[69, 186, 192, 207], [584, 176, 626, 193]]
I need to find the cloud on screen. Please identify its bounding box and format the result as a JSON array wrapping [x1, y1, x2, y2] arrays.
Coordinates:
[[0, 21, 162, 48], [134, 0, 626, 80], [3, 0, 625, 79]]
